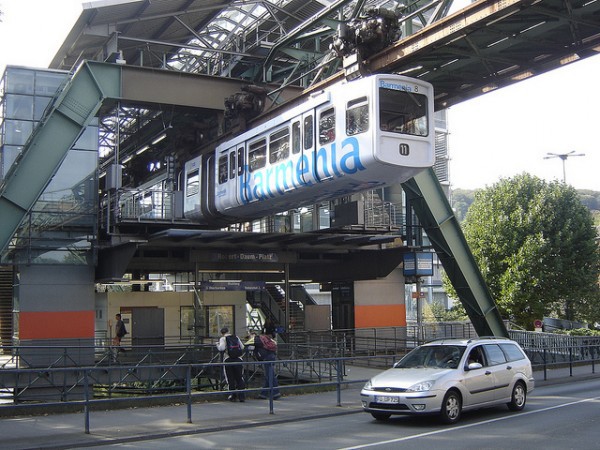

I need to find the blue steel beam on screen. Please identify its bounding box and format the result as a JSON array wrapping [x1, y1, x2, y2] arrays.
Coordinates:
[[0, 61, 122, 255], [402, 168, 509, 338]]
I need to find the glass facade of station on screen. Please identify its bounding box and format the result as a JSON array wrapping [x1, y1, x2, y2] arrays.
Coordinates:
[[0, 66, 99, 265]]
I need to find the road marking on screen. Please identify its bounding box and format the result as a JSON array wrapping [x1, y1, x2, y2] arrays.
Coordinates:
[[339, 395, 600, 449]]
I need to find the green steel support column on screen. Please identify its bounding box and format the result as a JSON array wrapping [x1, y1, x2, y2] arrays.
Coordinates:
[[401, 168, 508, 338], [0, 61, 122, 254]]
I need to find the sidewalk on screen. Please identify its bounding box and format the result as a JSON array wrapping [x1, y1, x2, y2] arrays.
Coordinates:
[[0, 365, 597, 450], [0, 366, 379, 450]]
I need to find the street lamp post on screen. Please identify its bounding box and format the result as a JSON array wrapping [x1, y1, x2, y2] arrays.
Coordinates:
[[543, 151, 585, 183]]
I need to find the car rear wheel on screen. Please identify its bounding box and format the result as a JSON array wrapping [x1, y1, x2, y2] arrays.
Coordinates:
[[507, 381, 527, 411], [371, 412, 391, 421], [440, 390, 462, 424]]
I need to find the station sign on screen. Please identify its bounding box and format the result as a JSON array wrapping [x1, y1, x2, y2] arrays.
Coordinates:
[[199, 281, 266, 291], [211, 252, 279, 262]]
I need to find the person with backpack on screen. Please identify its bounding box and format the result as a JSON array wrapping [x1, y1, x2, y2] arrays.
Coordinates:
[[249, 331, 280, 399], [216, 327, 246, 402]]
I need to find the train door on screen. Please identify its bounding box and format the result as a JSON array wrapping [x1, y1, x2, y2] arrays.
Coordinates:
[[183, 156, 201, 220], [300, 111, 319, 185], [236, 145, 248, 203], [214, 146, 242, 213], [201, 153, 218, 218], [314, 106, 336, 182]]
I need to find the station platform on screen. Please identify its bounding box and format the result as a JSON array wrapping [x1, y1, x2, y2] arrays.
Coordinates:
[[0, 365, 597, 449]]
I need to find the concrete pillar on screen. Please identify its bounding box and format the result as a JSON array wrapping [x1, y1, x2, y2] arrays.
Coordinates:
[[16, 265, 95, 366]]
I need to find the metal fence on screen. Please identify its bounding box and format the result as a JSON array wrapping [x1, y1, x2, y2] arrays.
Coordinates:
[[1, 327, 599, 420]]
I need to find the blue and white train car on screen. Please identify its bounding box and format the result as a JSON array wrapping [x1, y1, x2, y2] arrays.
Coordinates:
[[183, 74, 434, 224]]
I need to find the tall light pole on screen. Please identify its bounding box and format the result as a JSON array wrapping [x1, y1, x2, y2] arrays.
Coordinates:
[[543, 151, 585, 183]]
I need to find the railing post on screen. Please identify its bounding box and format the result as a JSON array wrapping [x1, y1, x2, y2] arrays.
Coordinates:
[[186, 365, 192, 423], [569, 346, 573, 377], [268, 361, 274, 414], [83, 369, 90, 434], [336, 358, 342, 407]]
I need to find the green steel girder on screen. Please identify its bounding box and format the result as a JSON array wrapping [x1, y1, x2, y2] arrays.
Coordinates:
[[401, 168, 508, 338], [0, 61, 122, 255]]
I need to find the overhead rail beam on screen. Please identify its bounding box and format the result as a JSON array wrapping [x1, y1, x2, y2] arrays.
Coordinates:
[[296, 0, 600, 110]]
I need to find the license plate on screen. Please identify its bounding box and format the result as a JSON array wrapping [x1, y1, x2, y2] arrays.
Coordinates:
[[376, 396, 399, 404]]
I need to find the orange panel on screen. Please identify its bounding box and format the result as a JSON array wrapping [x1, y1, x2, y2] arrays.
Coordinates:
[[19, 311, 95, 339], [355, 304, 406, 328]]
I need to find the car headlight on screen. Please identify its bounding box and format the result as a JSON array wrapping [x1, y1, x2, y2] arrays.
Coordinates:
[[406, 380, 434, 392], [363, 380, 373, 391]]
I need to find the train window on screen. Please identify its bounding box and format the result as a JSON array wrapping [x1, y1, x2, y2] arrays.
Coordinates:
[[186, 169, 199, 197], [346, 97, 369, 136], [229, 151, 236, 179], [319, 108, 335, 145], [269, 127, 290, 164], [379, 88, 428, 136], [248, 138, 267, 172], [303, 115, 313, 149], [218, 155, 228, 184], [237, 147, 244, 176], [292, 121, 301, 154]]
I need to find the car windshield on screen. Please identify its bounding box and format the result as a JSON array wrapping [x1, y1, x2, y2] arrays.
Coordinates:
[[395, 345, 467, 369]]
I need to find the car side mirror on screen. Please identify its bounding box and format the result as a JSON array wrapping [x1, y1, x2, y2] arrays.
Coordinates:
[[467, 362, 483, 370]]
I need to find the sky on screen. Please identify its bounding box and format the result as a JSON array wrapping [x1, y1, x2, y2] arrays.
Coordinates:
[[1, 0, 599, 192]]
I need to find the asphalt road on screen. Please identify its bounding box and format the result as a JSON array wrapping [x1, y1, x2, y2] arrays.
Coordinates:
[[89, 377, 600, 450]]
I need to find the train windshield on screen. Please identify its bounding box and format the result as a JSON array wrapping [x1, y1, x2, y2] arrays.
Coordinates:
[[379, 87, 428, 137]]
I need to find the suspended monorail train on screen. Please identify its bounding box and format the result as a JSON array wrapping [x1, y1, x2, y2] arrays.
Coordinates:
[[183, 74, 435, 225]]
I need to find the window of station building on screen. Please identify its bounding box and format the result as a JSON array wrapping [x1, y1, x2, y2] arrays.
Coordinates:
[[4, 68, 34, 95], [379, 87, 428, 136], [4, 120, 33, 146], [269, 127, 290, 164], [218, 154, 228, 184], [5, 94, 34, 120], [248, 138, 266, 172], [229, 150, 236, 178], [180, 306, 195, 338], [303, 115, 313, 149], [186, 169, 199, 196], [319, 107, 335, 145], [346, 97, 369, 136], [292, 120, 301, 154], [34, 71, 66, 97], [206, 305, 234, 337]]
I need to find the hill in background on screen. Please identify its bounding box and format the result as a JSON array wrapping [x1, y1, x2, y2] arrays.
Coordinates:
[[451, 188, 600, 226]]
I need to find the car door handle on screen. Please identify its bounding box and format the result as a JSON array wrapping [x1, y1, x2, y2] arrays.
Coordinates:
[[506, 366, 512, 370], [485, 371, 492, 376]]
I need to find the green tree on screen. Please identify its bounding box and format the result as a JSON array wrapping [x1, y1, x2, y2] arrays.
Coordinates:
[[455, 173, 600, 329], [451, 189, 475, 222]]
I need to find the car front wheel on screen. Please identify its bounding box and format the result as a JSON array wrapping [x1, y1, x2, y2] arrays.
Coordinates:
[[507, 381, 527, 411], [440, 390, 462, 424]]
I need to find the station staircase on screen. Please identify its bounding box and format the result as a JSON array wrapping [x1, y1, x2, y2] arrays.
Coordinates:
[[0, 267, 13, 351], [247, 284, 319, 343]]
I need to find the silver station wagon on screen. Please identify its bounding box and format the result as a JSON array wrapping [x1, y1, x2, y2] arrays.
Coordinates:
[[360, 337, 535, 424]]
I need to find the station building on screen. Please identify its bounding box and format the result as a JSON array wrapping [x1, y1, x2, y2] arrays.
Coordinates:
[[0, 0, 452, 365]]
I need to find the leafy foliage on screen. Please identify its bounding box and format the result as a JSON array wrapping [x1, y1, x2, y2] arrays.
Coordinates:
[[552, 328, 600, 337], [428, 301, 469, 322], [450, 189, 475, 222], [450, 174, 600, 329], [452, 188, 600, 225]]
